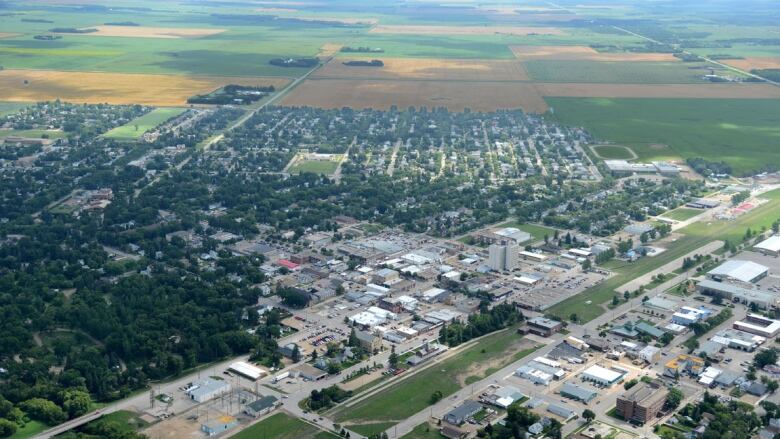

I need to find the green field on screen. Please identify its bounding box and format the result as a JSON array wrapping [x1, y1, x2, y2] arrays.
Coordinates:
[[497, 221, 557, 243], [231, 412, 337, 439], [401, 423, 445, 439], [346, 422, 396, 437], [8, 420, 46, 439], [289, 159, 341, 175], [591, 144, 636, 160], [0, 102, 28, 117], [660, 207, 703, 221], [103, 108, 186, 140], [0, 129, 67, 139], [524, 60, 713, 83], [333, 327, 537, 426], [548, 188, 780, 322], [547, 98, 780, 175]]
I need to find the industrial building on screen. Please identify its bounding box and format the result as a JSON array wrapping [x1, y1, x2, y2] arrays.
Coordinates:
[[697, 279, 777, 309], [202, 416, 238, 436], [604, 160, 679, 176], [580, 365, 626, 387], [524, 317, 563, 337], [420, 287, 448, 303], [711, 328, 765, 351], [615, 380, 668, 424], [244, 395, 280, 418], [186, 378, 231, 403], [227, 361, 266, 381], [707, 260, 769, 284], [515, 365, 553, 386], [672, 306, 712, 326], [755, 235, 780, 256], [733, 314, 780, 338], [560, 382, 598, 403], [686, 198, 721, 209]]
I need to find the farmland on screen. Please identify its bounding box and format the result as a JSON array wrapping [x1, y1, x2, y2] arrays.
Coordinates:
[[546, 97, 780, 174], [313, 57, 530, 81], [524, 60, 714, 83], [103, 108, 186, 140], [509, 45, 678, 62], [369, 25, 566, 36], [0, 70, 289, 106]]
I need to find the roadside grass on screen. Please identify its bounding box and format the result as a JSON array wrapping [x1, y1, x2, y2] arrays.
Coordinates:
[[400, 422, 445, 439], [660, 207, 703, 221], [548, 188, 780, 322], [346, 422, 396, 437], [9, 420, 46, 439], [103, 107, 186, 140], [333, 327, 538, 425], [546, 97, 780, 175], [231, 412, 336, 439]]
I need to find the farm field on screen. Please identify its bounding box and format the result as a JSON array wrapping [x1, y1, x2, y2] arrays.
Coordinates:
[[280, 79, 549, 112], [660, 208, 704, 222], [0, 70, 289, 106], [332, 327, 537, 427], [509, 45, 678, 62], [524, 60, 714, 83], [71, 25, 226, 39], [313, 57, 530, 81], [536, 83, 780, 99], [103, 108, 186, 140], [548, 188, 780, 322], [231, 412, 337, 439], [721, 57, 780, 71], [545, 97, 780, 174], [369, 25, 566, 36]]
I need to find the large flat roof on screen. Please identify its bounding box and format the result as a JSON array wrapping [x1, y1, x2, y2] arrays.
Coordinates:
[[582, 365, 623, 382], [228, 361, 266, 380], [708, 260, 768, 283], [756, 235, 780, 253]]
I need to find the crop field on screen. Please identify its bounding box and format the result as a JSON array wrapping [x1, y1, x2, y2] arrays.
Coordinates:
[[72, 26, 226, 39], [0, 70, 289, 106], [231, 412, 337, 439], [103, 108, 186, 140], [536, 83, 780, 99], [369, 25, 566, 36], [281, 79, 549, 112], [313, 57, 530, 81], [722, 57, 780, 71], [333, 328, 537, 426], [524, 60, 714, 83], [510, 45, 678, 62], [546, 97, 780, 174]]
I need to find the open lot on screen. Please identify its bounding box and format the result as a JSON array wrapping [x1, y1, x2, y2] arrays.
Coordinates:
[[369, 25, 566, 36], [103, 108, 187, 140], [313, 57, 530, 81], [546, 97, 780, 174], [280, 79, 549, 112], [0, 70, 289, 106], [660, 208, 704, 222], [64, 25, 226, 39]]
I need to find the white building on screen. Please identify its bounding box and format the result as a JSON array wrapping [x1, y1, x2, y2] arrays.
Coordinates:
[[638, 345, 661, 363], [755, 235, 780, 256], [515, 365, 552, 386], [489, 243, 519, 271], [421, 287, 448, 303], [187, 378, 231, 402], [581, 365, 625, 387], [698, 366, 722, 386], [228, 362, 266, 381], [708, 260, 769, 284], [734, 314, 780, 338]]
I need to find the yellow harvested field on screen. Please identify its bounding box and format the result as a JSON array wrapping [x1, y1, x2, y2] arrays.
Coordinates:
[[722, 57, 780, 71], [0, 33, 18, 39], [318, 43, 343, 57], [254, 7, 298, 13], [76, 25, 226, 39], [314, 58, 530, 81], [370, 25, 565, 36], [510, 45, 678, 62], [535, 82, 780, 98], [0, 70, 290, 106], [280, 78, 549, 113]]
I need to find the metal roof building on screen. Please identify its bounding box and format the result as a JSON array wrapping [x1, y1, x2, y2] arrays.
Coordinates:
[[697, 279, 777, 309], [755, 235, 780, 256], [708, 260, 769, 284], [560, 382, 598, 403]]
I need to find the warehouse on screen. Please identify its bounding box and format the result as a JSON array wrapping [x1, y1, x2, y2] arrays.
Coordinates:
[[686, 198, 720, 209], [525, 316, 563, 337], [580, 365, 626, 387], [755, 235, 780, 256], [697, 279, 777, 309], [560, 382, 598, 403], [228, 361, 266, 381], [707, 260, 769, 284], [733, 314, 780, 338], [444, 400, 483, 425], [515, 365, 553, 386], [186, 378, 231, 403], [420, 287, 448, 303]]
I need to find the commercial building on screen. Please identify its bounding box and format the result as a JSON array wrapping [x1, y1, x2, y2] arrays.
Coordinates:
[[202, 416, 238, 436], [711, 328, 765, 351], [664, 354, 705, 378], [708, 260, 769, 284], [734, 314, 780, 338], [527, 357, 566, 380], [697, 279, 777, 309], [615, 380, 668, 424], [580, 365, 626, 387], [515, 365, 553, 386], [604, 160, 679, 176], [525, 317, 563, 337], [560, 382, 598, 403], [638, 345, 661, 363], [488, 243, 519, 271], [420, 287, 448, 303], [686, 198, 720, 209], [244, 395, 279, 418], [699, 367, 722, 386], [228, 361, 266, 381], [355, 330, 383, 352], [444, 400, 483, 425], [672, 306, 712, 326], [755, 235, 780, 256], [477, 227, 531, 245], [519, 250, 547, 262], [186, 378, 231, 403]]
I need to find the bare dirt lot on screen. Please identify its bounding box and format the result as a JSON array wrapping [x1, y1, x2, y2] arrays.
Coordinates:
[[722, 57, 780, 71], [0, 70, 290, 106], [315, 57, 530, 81], [510, 45, 679, 62], [370, 25, 565, 36], [535, 82, 780, 98], [280, 78, 549, 112], [75, 25, 226, 38]]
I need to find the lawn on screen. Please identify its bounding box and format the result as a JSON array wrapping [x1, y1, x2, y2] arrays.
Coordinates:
[[103, 108, 186, 140], [346, 422, 396, 437], [0, 102, 28, 116], [400, 423, 445, 439], [524, 60, 712, 83], [0, 129, 67, 139], [660, 207, 703, 221], [289, 159, 340, 175], [591, 144, 635, 160], [546, 97, 780, 175], [333, 327, 538, 425], [231, 412, 336, 439], [547, 188, 780, 322], [9, 420, 46, 439], [497, 220, 556, 243]]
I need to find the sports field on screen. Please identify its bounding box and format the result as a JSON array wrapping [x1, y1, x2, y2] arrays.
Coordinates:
[[591, 145, 636, 160], [660, 208, 703, 222], [333, 328, 537, 427], [231, 412, 337, 439], [0, 129, 66, 139], [289, 160, 341, 175], [546, 97, 780, 175], [103, 108, 187, 140]]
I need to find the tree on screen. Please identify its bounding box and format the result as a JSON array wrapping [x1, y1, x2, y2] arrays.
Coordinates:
[[582, 409, 595, 423], [430, 390, 443, 404], [291, 344, 301, 363], [581, 259, 592, 271], [0, 419, 16, 438], [665, 388, 684, 410], [20, 398, 67, 424], [388, 345, 399, 369], [62, 389, 91, 418], [754, 348, 778, 368]]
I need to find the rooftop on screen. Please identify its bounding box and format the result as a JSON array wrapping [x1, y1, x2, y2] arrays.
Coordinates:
[[708, 260, 768, 283], [756, 235, 780, 253]]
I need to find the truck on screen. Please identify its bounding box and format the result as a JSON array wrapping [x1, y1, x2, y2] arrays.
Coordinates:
[[273, 371, 290, 383]]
